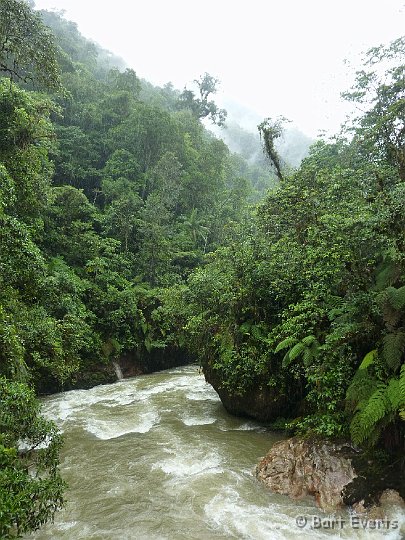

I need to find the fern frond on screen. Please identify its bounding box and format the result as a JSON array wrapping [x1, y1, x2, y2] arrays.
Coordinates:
[[350, 385, 390, 445], [346, 370, 379, 409], [350, 413, 366, 444], [279, 336, 319, 368], [382, 331, 405, 371], [374, 260, 400, 291], [386, 286, 405, 310], [302, 347, 314, 366], [251, 325, 265, 341], [302, 335, 316, 346], [282, 351, 291, 368], [400, 363, 405, 404], [288, 342, 305, 361], [379, 288, 402, 328], [387, 378, 401, 409], [350, 412, 377, 445], [239, 321, 252, 334], [382, 305, 402, 330], [275, 336, 296, 353], [365, 424, 384, 447], [399, 409, 405, 421], [365, 385, 392, 421]]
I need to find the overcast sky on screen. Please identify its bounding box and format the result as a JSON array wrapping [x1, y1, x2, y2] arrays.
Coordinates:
[[34, 0, 404, 137]]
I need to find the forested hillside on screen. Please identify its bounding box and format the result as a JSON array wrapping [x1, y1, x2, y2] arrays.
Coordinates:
[[0, 3, 267, 533], [0, 0, 404, 536], [0, 4, 269, 396]]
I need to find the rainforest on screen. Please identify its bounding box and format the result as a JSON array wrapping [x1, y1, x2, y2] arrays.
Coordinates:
[[0, 0, 404, 538]]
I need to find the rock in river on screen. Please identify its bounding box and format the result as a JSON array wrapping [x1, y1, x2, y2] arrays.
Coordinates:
[[256, 437, 405, 514], [255, 437, 357, 511]]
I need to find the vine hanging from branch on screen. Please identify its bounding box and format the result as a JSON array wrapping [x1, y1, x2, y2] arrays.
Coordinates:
[[258, 116, 289, 181]]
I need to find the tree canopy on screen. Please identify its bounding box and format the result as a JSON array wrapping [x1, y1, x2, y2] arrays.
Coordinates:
[[0, 0, 61, 89], [177, 72, 227, 126]]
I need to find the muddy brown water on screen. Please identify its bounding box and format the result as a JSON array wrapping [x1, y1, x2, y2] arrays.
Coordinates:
[[28, 365, 404, 539]]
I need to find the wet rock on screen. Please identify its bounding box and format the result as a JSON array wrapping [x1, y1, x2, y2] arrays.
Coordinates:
[[203, 365, 293, 422], [352, 489, 405, 520], [379, 489, 405, 508], [342, 452, 405, 508], [116, 347, 192, 379], [256, 437, 405, 513], [60, 348, 191, 392], [65, 361, 116, 390], [116, 353, 145, 378], [256, 437, 357, 511]]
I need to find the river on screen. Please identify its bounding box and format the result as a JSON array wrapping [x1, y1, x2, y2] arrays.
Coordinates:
[[28, 365, 404, 539]]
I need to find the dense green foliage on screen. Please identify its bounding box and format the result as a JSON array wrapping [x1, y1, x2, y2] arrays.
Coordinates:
[[0, 0, 61, 90], [0, 378, 65, 538], [182, 37, 405, 453]]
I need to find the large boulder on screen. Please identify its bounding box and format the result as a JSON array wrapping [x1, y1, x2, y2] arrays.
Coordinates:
[[256, 437, 357, 511], [204, 365, 293, 422], [256, 437, 405, 513]]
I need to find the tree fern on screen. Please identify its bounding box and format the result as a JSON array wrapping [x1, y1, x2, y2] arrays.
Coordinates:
[[382, 331, 405, 370], [350, 413, 384, 447], [346, 369, 379, 410], [349, 369, 405, 446], [349, 275, 405, 446], [288, 341, 306, 361], [374, 259, 400, 291], [350, 411, 370, 446], [302, 346, 314, 366], [280, 335, 319, 368], [382, 303, 402, 330], [350, 384, 391, 445], [379, 284, 405, 332], [386, 378, 401, 409], [360, 385, 390, 423], [302, 335, 317, 346]]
